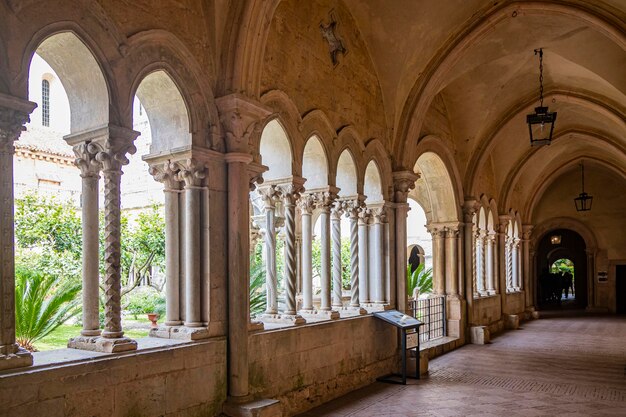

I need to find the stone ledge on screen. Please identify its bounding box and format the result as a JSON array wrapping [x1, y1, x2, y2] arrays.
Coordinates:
[[68, 335, 137, 353], [149, 325, 211, 340], [222, 398, 282, 417], [0, 347, 33, 371]]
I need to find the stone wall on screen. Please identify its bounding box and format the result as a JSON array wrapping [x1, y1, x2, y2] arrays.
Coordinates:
[[503, 291, 525, 315], [0, 339, 227, 417], [248, 316, 398, 416], [472, 295, 501, 329]]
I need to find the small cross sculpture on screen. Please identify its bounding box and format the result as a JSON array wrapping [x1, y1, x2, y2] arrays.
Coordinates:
[[320, 18, 347, 66]]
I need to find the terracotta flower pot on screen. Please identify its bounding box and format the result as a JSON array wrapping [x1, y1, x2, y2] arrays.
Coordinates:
[[147, 313, 159, 328]]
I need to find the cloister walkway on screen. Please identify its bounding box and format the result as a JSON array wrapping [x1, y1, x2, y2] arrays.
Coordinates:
[[298, 313, 626, 416]]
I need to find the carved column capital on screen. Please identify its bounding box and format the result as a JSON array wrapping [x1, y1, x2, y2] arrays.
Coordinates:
[[463, 198, 480, 222], [312, 189, 338, 212], [358, 206, 371, 225], [276, 177, 306, 204], [257, 185, 281, 210], [343, 199, 362, 219], [174, 158, 206, 188], [148, 160, 182, 190], [392, 170, 419, 203], [247, 161, 268, 192], [216, 94, 272, 154], [297, 193, 316, 215], [370, 205, 387, 224], [73, 142, 102, 178], [93, 126, 139, 172], [427, 224, 445, 238], [0, 94, 36, 151], [522, 224, 534, 240], [331, 200, 344, 220]]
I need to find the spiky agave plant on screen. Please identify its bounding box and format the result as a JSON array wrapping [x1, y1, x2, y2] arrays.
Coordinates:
[[14, 267, 81, 351]]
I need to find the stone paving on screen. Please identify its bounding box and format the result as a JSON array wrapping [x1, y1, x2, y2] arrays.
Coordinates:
[[298, 313, 626, 416]]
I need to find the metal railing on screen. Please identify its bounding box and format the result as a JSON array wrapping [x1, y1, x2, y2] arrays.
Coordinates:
[[408, 295, 446, 342]]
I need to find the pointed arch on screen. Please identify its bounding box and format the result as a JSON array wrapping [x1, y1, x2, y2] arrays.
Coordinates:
[[364, 160, 384, 203], [336, 149, 358, 197], [259, 118, 294, 181], [302, 135, 329, 190]]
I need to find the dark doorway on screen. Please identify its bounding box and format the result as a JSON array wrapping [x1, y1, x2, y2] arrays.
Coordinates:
[[616, 265, 626, 314], [536, 229, 587, 309]]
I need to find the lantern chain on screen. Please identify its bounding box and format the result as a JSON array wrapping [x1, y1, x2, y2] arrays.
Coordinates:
[[535, 48, 544, 108]]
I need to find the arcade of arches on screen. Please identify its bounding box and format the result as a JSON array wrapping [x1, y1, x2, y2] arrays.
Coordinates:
[[0, 1, 624, 416]]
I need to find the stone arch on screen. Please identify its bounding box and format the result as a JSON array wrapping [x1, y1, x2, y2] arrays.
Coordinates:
[[363, 139, 393, 201], [532, 216, 598, 253], [466, 91, 626, 194], [336, 149, 358, 198], [411, 148, 460, 224], [363, 160, 384, 204], [335, 126, 366, 193], [302, 135, 329, 190], [523, 156, 626, 223], [125, 30, 220, 149], [395, 1, 626, 170], [259, 118, 294, 181], [25, 31, 109, 133], [133, 70, 191, 154]]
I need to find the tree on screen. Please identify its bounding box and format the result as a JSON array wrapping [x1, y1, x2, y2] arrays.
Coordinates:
[[14, 266, 81, 351], [407, 263, 433, 298]]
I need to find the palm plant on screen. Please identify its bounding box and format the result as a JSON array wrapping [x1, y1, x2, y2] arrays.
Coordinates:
[[407, 264, 433, 299], [15, 266, 81, 351], [250, 246, 266, 316]]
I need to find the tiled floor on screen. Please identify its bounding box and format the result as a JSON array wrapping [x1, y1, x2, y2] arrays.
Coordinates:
[[297, 312, 626, 416]]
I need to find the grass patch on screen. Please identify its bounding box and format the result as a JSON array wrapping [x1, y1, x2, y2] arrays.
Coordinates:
[[35, 324, 150, 351]]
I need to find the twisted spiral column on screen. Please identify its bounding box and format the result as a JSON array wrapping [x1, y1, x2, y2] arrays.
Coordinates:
[[506, 237, 514, 291], [279, 185, 300, 315], [331, 202, 344, 308]]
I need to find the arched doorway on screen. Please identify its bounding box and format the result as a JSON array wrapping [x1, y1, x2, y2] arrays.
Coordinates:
[[536, 229, 588, 309]]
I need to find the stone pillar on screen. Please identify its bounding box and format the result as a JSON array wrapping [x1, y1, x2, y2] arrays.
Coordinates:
[[92, 126, 139, 352], [370, 206, 387, 304], [344, 201, 362, 308], [498, 215, 511, 312], [149, 161, 183, 326], [217, 94, 271, 400], [258, 185, 280, 315], [276, 181, 305, 323], [485, 231, 496, 295], [177, 159, 206, 327], [463, 200, 478, 309], [358, 208, 371, 304], [445, 225, 460, 297], [314, 190, 337, 313], [0, 95, 35, 370], [522, 225, 533, 309], [331, 201, 344, 309], [428, 225, 446, 296], [586, 249, 595, 309], [476, 230, 487, 295], [298, 195, 315, 312], [392, 172, 418, 312], [512, 238, 520, 291], [73, 142, 102, 336]]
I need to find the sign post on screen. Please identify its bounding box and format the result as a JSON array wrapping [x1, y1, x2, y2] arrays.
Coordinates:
[[373, 310, 423, 385]]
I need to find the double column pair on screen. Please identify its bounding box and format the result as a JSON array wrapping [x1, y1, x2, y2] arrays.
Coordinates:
[[427, 223, 461, 297], [257, 180, 305, 324], [65, 125, 139, 353], [148, 158, 209, 339]]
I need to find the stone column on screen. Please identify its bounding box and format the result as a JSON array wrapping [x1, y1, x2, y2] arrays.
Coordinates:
[[314, 190, 337, 314], [463, 200, 478, 307], [331, 201, 344, 309], [93, 126, 139, 352], [485, 231, 496, 295], [217, 94, 271, 400], [344, 200, 363, 310], [498, 215, 510, 311], [445, 225, 460, 297], [176, 159, 206, 327], [358, 208, 371, 304], [513, 238, 521, 291], [258, 185, 280, 315], [276, 181, 305, 323], [149, 161, 183, 326], [522, 225, 533, 309], [298, 195, 315, 312], [73, 142, 102, 336], [392, 171, 418, 312], [476, 230, 487, 295], [586, 249, 595, 309], [370, 206, 386, 304], [0, 95, 35, 370], [428, 225, 446, 295]]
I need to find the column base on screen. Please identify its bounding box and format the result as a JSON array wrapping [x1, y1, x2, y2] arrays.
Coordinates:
[[258, 313, 306, 326], [149, 325, 211, 341], [298, 309, 340, 320], [504, 314, 520, 330], [248, 320, 265, 332], [222, 398, 282, 417], [470, 326, 490, 345], [336, 306, 368, 317], [68, 335, 137, 353], [0, 345, 33, 371], [362, 303, 392, 312]]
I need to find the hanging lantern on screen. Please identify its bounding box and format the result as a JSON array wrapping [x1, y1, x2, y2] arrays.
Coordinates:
[[574, 162, 593, 212], [526, 48, 557, 146]]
